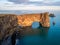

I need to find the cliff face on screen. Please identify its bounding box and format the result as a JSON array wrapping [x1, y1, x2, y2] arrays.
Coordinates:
[[17, 12, 50, 27], [0, 14, 18, 40], [0, 12, 50, 41]]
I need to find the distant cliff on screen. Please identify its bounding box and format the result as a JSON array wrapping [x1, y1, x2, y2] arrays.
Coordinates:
[[0, 12, 50, 41]]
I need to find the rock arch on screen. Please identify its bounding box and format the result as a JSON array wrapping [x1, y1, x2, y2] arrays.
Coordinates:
[[31, 21, 42, 28], [17, 12, 50, 27], [0, 12, 50, 45]]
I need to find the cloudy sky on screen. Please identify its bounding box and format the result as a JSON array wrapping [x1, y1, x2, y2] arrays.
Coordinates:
[[0, 0, 60, 10]]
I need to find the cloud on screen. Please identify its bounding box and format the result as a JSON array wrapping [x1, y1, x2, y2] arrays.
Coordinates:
[[29, 0, 43, 2], [0, 3, 60, 10], [29, 0, 60, 6], [8, 0, 28, 4], [7, 0, 60, 6], [44, 1, 60, 6], [0, 0, 60, 11], [51, 2, 60, 6]]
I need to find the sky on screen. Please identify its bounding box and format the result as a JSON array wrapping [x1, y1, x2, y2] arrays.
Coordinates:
[[0, 0, 60, 10]]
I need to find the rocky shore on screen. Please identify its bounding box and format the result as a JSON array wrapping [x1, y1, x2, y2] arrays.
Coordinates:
[[0, 12, 50, 45]]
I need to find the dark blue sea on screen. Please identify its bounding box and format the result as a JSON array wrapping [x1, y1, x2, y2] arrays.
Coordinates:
[[0, 10, 60, 45]]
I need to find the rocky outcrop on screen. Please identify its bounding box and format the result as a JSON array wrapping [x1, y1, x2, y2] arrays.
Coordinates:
[[49, 13, 55, 17], [0, 14, 18, 40], [0, 12, 50, 41], [17, 12, 50, 27]]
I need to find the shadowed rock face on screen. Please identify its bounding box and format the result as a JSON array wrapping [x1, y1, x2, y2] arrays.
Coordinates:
[[0, 12, 50, 42], [0, 14, 18, 40]]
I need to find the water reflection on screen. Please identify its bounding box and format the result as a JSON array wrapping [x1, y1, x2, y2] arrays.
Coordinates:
[[39, 27, 49, 38], [16, 27, 49, 45]]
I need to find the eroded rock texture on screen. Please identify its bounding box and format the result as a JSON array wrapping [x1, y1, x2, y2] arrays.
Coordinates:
[[0, 12, 50, 43], [0, 14, 18, 40], [17, 12, 50, 27]]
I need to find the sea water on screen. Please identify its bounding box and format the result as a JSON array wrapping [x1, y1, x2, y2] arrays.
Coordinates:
[[15, 10, 60, 45], [0, 10, 60, 45]]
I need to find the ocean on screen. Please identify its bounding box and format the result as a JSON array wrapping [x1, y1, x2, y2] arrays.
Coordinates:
[[0, 10, 60, 45]]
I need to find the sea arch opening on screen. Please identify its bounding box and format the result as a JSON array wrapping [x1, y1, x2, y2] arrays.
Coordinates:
[[31, 21, 42, 29]]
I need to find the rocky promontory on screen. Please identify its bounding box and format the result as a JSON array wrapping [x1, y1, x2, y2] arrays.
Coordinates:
[[0, 12, 50, 45]]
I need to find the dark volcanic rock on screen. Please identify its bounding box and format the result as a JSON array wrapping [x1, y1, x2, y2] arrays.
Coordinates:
[[49, 13, 55, 17]]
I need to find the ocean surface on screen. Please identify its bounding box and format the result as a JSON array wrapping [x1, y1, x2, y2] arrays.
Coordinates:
[[0, 10, 60, 45]]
